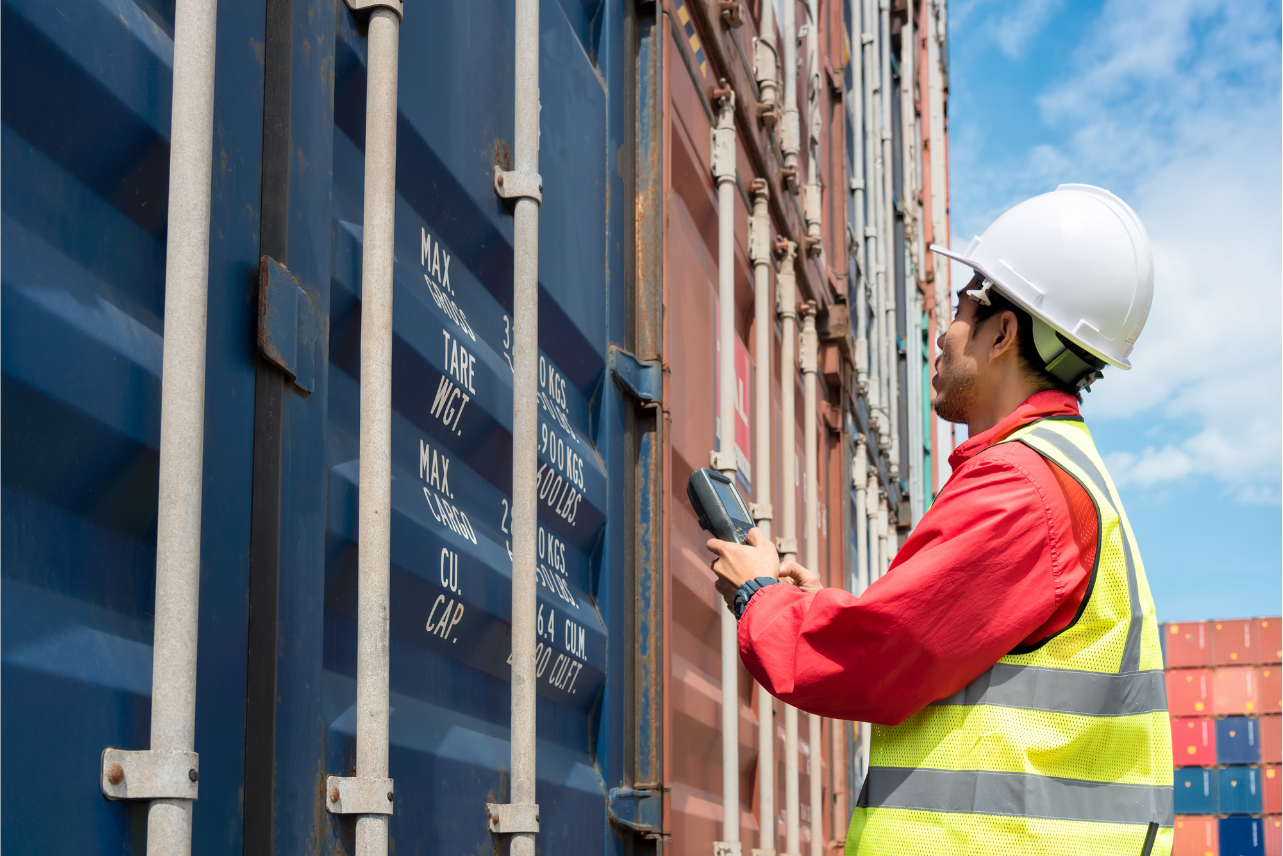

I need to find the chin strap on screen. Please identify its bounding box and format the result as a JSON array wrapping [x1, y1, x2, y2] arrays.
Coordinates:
[[1032, 315, 1106, 392]]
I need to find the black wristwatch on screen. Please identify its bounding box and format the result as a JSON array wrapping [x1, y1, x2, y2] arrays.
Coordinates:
[[733, 577, 778, 619]]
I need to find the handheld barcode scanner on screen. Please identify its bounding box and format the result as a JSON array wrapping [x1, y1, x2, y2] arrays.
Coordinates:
[[687, 468, 755, 545]]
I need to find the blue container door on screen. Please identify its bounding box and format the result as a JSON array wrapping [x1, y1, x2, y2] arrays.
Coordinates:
[[1219, 716, 1262, 765], [253, 1, 634, 853], [1220, 815, 1265, 856], [1, 0, 264, 845], [1219, 765, 1264, 815], [1175, 767, 1217, 815]]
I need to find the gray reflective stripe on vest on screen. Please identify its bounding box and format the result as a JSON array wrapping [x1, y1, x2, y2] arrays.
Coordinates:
[[859, 766, 1175, 827], [932, 663, 1167, 716], [1023, 426, 1144, 673]]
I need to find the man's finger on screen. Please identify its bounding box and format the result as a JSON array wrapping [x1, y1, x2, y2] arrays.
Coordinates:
[[706, 537, 732, 557]]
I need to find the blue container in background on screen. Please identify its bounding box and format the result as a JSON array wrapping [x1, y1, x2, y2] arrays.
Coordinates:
[[1218, 765, 1263, 814], [1219, 815, 1265, 856], [1175, 766, 1217, 814], [1218, 716, 1262, 764]]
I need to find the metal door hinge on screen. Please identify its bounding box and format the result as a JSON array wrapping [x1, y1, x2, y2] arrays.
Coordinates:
[[100, 748, 199, 801], [259, 256, 322, 395], [494, 167, 543, 206], [709, 450, 736, 472], [485, 802, 540, 833], [608, 787, 662, 834], [609, 346, 662, 403], [325, 775, 395, 815], [342, 0, 402, 22]]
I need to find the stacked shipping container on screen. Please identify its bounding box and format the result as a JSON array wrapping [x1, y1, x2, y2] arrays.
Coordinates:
[[1, 0, 951, 851], [1166, 618, 1283, 856]]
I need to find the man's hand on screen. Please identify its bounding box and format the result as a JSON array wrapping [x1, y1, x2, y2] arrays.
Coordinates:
[[777, 558, 822, 594], [706, 528, 779, 611]]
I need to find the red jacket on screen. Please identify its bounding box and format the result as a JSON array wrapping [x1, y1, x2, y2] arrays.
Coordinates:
[[738, 391, 1098, 725]]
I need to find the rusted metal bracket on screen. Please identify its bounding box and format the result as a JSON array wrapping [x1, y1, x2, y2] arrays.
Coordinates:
[[342, 0, 402, 22], [609, 346, 662, 403], [325, 775, 395, 815], [608, 787, 663, 835], [718, 0, 742, 27], [100, 747, 199, 801], [714, 842, 743, 856], [494, 167, 543, 206], [485, 802, 540, 834], [258, 256, 322, 394]]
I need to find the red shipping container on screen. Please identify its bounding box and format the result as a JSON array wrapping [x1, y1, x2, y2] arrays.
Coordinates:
[[1169, 669, 1215, 716], [1266, 766, 1283, 815], [1168, 621, 1214, 668], [1174, 815, 1219, 856], [1262, 618, 1283, 665], [1215, 666, 1263, 716], [1172, 716, 1218, 766], [1264, 665, 1283, 715], [1264, 715, 1283, 764], [1214, 619, 1260, 666], [1267, 816, 1281, 856]]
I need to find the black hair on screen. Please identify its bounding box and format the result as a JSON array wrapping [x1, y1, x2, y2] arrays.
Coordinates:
[[964, 274, 1101, 401]]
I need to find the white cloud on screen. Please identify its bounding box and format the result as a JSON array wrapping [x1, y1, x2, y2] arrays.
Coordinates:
[[992, 0, 1065, 59], [952, 0, 1066, 60], [951, 0, 1282, 500]]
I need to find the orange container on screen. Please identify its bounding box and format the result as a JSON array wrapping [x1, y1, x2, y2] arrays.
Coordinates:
[[1261, 618, 1283, 665], [1172, 716, 1218, 766], [1214, 619, 1261, 666], [1169, 669, 1215, 716], [1266, 766, 1282, 815], [1167, 622, 1214, 668], [1214, 666, 1263, 716], [1264, 715, 1283, 764], [1267, 815, 1281, 856], [1173, 815, 1219, 856], [1264, 665, 1283, 715]]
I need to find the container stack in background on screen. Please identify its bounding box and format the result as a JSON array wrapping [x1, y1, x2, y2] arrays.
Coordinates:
[[1167, 618, 1283, 856]]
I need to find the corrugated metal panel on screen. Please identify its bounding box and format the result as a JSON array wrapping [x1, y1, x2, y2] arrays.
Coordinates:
[[661, 1, 839, 851], [249, 1, 626, 852], [0, 0, 265, 845]]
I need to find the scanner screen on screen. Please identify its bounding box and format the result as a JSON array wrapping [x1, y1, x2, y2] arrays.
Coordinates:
[[713, 478, 752, 528]]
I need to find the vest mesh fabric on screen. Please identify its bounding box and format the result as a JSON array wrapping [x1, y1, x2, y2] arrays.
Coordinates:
[[847, 419, 1173, 856]]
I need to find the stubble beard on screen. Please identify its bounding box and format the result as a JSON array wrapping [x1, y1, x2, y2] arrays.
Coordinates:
[[932, 359, 977, 425]]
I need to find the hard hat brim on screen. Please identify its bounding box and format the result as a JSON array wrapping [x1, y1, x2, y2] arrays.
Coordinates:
[[928, 243, 1132, 370]]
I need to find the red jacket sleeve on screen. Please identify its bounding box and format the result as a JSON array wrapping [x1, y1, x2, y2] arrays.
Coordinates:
[[737, 449, 1071, 725]]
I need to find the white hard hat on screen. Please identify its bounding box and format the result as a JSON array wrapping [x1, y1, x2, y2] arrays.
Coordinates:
[[931, 184, 1154, 379]]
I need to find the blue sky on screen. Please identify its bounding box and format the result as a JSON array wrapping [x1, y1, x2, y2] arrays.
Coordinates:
[[946, 0, 1282, 621]]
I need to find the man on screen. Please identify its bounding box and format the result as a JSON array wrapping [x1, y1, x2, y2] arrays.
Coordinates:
[[708, 185, 1174, 855]]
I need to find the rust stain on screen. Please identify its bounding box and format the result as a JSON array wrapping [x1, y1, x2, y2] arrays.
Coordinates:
[[492, 138, 512, 172], [250, 37, 264, 66]]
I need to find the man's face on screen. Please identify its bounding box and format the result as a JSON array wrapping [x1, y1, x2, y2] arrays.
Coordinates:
[[931, 274, 987, 424]]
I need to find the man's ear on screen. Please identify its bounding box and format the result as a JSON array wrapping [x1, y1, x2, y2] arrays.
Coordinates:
[[989, 310, 1020, 360]]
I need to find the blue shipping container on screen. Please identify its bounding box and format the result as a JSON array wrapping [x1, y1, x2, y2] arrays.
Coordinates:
[[1219, 716, 1263, 764], [1219, 765, 1264, 815], [1220, 815, 1265, 856], [1176, 766, 1217, 815], [1, 0, 663, 851]]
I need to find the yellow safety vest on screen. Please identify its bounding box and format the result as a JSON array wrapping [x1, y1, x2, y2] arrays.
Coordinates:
[[847, 418, 1174, 856]]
